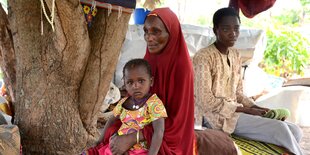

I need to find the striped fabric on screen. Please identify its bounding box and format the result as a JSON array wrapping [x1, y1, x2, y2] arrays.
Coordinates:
[[231, 135, 287, 155]]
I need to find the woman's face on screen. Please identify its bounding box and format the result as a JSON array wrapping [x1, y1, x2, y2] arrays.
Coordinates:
[[144, 16, 169, 54], [214, 16, 240, 48]]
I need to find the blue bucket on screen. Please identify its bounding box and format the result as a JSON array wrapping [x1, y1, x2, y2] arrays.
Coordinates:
[[133, 8, 150, 25]]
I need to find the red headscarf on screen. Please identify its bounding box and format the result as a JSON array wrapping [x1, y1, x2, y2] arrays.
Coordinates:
[[143, 8, 195, 155]]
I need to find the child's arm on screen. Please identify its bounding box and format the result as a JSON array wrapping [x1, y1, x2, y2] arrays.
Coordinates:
[[148, 118, 165, 155], [97, 115, 118, 144]]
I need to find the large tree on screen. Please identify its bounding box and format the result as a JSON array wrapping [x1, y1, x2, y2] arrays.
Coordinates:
[[0, 0, 131, 154]]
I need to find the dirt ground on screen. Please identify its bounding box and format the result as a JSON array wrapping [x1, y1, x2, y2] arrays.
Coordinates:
[[300, 126, 310, 155]]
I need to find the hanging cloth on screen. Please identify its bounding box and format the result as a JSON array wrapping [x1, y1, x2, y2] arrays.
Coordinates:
[[229, 0, 276, 18]]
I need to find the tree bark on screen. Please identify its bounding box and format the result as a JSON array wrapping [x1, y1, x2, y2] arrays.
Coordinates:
[[0, 2, 16, 103], [0, 0, 131, 154], [79, 4, 131, 139]]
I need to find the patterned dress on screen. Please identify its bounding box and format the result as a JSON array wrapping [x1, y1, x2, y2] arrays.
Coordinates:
[[114, 93, 167, 150]]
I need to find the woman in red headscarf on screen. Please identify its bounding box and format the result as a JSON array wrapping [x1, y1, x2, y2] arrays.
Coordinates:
[[142, 8, 195, 155], [87, 7, 237, 155]]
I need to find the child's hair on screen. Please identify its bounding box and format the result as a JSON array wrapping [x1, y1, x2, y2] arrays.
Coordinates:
[[122, 58, 152, 78], [213, 7, 240, 28]]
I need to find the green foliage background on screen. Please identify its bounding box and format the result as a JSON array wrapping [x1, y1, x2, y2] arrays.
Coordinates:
[[239, 2, 310, 78], [261, 6, 310, 77], [261, 26, 310, 77]]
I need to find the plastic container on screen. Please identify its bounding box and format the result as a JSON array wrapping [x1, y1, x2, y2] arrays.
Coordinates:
[[133, 8, 150, 25]]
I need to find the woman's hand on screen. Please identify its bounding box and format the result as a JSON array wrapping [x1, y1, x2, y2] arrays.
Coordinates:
[[109, 133, 135, 155]]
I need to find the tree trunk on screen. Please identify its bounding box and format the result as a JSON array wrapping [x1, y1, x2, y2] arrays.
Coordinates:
[[0, 0, 131, 154]]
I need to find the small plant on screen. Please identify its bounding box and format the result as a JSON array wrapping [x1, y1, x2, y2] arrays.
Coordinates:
[[260, 26, 310, 78]]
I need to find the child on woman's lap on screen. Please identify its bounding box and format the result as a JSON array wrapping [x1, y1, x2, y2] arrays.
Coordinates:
[[97, 58, 167, 155]]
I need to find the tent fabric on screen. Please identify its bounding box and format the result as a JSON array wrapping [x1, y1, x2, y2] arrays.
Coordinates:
[[229, 0, 276, 18]]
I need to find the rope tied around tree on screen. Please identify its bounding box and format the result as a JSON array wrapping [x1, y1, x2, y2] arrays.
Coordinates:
[[118, 6, 122, 19], [107, 4, 112, 16], [40, 0, 56, 33]]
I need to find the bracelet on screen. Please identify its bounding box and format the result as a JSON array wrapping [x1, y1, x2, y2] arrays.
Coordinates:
[[136, 130, 140, 144]]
